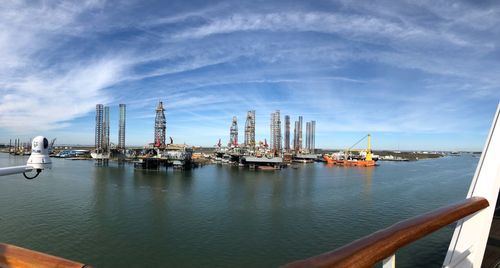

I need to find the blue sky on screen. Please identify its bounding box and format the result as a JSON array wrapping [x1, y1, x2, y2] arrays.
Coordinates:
[[0, 0, 499, 151]]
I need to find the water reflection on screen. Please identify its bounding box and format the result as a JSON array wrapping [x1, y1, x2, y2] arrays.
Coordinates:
[[361, 167, 373, 196], [0, 154, 478, 267]]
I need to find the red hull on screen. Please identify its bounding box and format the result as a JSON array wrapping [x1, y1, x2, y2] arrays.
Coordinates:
[[324, 155, 375, 167]]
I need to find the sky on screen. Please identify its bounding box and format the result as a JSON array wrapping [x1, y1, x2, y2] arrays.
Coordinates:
[[0, 0, 499, 151]]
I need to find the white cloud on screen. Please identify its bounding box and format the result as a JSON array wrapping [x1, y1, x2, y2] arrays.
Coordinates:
[[166, 9, 500, 97], [1, 0, 498, 150], [0, 0, 128, 134], [171, 11, 487, 50], [0, 58, 126, 131]]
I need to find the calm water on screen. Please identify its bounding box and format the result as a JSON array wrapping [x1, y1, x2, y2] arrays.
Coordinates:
[[0, 154, 477, 267]]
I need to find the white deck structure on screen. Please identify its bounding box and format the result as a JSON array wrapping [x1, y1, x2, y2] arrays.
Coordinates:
[[443, 103, 500, 268]]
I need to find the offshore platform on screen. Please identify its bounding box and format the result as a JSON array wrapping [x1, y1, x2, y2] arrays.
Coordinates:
[[135, 101, 193, 170], [91, 103, 127, 164], [214, 110, 319, 170], [90, 101, 192, 170], [92, 104, 111, 164]]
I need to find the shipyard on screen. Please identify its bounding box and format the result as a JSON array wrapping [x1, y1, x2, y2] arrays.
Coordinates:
[[1, 101, 451, 171], [4, 101, 321, 169]]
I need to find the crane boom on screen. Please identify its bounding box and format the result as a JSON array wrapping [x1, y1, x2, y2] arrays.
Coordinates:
[[346, 134, 373, 161], [348, 134, 368, 151]]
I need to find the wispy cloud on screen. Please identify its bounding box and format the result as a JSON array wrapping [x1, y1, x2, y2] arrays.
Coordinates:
[[0, 58, 126, 131], [0, 0, 129, 134], [1, 0, 499, 149], [171, 11, 487, 49]]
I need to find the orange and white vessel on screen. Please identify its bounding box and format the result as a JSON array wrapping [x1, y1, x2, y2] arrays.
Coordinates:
[[324, 134, 377, 167]]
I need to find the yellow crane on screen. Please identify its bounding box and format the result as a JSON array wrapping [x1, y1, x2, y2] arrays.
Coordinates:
[[346, 134, 373, 161]]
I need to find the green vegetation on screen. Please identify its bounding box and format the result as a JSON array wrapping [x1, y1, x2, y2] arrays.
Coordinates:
[[375, 151, 444, 161]]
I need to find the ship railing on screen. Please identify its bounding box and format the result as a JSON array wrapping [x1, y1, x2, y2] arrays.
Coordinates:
[[0, 243, 90, 268], [282, 196, 489, 268]]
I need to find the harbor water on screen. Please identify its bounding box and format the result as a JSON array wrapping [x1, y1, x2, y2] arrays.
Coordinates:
[[0, 154, 477, 267]]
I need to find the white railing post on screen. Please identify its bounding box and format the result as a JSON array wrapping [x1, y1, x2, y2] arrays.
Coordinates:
[[382, 254, 396, 268], [0, 165, 33, 176]]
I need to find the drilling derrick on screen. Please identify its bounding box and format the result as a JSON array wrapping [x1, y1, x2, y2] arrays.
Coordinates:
[[275, 111, 282, 154], [284, 115, 290, 152], [311, 120, 316, 154], [154, 101, 166, 148], [103, 106, 110, 152], [298, 116, 303, 151], [118, 104, 126, 150], [293, 120, 299, 153], [306, 121, 311, 153], [95, 104, 104, 152], [244, 110, 256, 149], [229, 116, 238, 147], [94, 104, 110, 155], [270, 110, 282, 155]]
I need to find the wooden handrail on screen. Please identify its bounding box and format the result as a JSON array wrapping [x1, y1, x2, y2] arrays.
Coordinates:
[[0, 243, 90, 268], [283, 197, 489, 268]]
